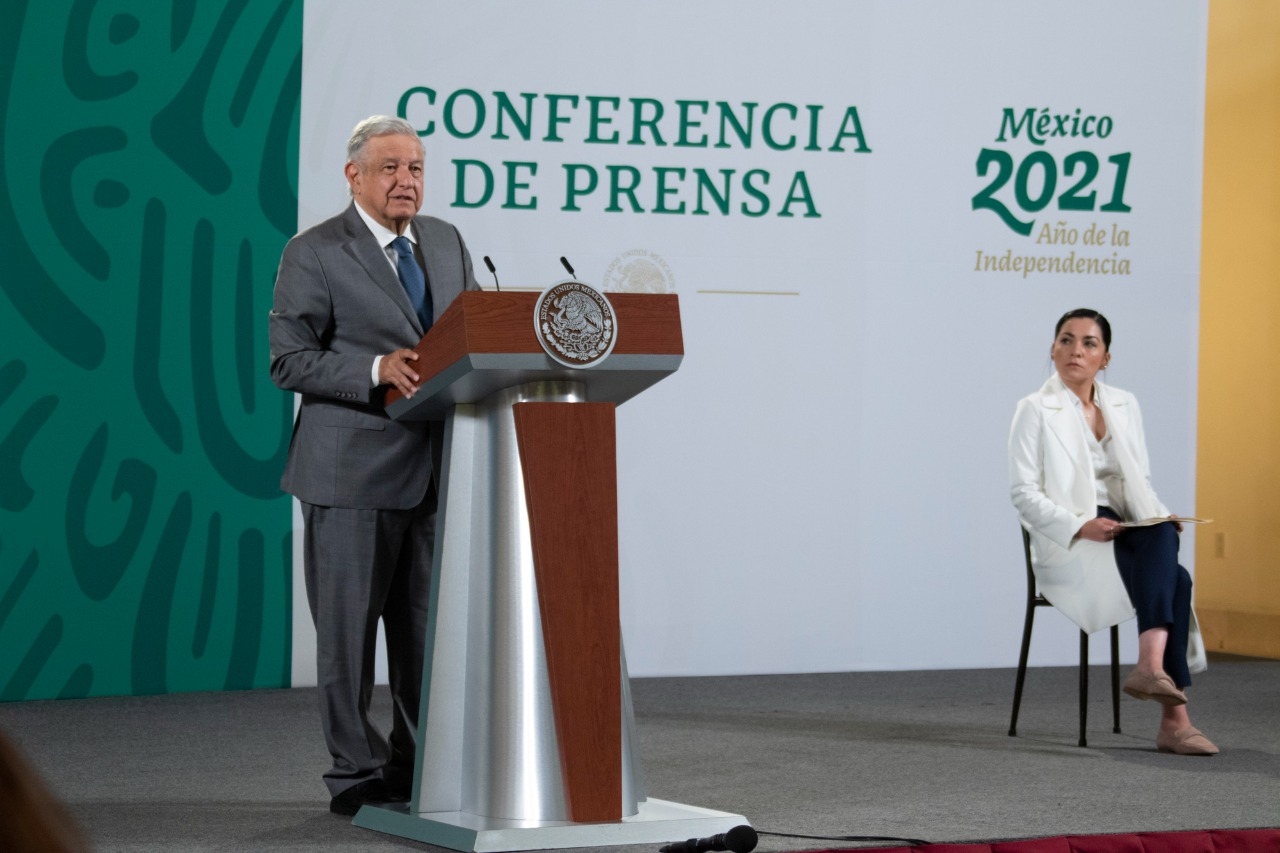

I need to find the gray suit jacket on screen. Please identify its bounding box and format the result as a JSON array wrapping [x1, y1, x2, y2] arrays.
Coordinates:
[[269, 203, 479, 509]]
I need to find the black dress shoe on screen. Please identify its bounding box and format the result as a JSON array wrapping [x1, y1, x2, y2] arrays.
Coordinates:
[[383, 761, 413, 802], [329, 779, 391, 816]]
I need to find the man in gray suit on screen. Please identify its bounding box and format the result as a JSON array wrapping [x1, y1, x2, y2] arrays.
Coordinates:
[[269, 115, 479, 815]]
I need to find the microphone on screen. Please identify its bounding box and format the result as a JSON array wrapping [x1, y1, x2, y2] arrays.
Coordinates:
[[659, 825, 757, 853], [483, 256, 501, 291], [560, 256, 576, 278]]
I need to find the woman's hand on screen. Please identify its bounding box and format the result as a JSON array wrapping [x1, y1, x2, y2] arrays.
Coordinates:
[[1077, 517, 1124, 542]]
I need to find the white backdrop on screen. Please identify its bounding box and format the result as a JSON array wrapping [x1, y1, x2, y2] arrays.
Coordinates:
[[290, 0, 1208, 682]]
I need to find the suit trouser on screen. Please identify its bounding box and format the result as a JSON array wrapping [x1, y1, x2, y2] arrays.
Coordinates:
[[302, 493, 436, 796], [1097, 506, 1193, 688]]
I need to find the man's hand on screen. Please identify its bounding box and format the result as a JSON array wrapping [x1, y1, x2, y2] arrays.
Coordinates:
[[379, 348, 421, 397], [1077, 517, 1124, 543]]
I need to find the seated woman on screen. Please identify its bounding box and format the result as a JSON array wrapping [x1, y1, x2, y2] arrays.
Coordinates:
[[1008, 308, 1215, 755]]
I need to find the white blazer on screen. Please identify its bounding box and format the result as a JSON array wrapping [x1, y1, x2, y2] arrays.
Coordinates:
[[1008, 373, 1206, 673]]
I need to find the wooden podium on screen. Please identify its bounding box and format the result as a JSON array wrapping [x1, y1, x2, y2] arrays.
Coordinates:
[[353, 291, 748, 851]]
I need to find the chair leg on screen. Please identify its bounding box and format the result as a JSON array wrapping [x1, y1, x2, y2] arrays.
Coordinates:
[[1110, 624, 1121, 734], [1078, 630, 1089, 748], [1009, 603, 1036, 736]]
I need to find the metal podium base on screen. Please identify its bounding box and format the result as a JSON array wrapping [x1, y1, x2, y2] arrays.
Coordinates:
[[352, 798, 749, 852]]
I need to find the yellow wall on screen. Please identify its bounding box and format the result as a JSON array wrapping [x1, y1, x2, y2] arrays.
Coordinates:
[[1196, 1, 1280, 658]]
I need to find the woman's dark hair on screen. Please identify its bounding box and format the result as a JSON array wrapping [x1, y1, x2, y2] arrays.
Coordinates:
[[1054, 308, 1112, 351]]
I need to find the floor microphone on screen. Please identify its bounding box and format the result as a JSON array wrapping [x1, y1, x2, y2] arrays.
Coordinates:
[[659, 825, 757, 853]]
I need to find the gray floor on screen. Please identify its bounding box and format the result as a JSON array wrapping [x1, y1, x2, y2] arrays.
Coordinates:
[[2, 656, 1277, 852]]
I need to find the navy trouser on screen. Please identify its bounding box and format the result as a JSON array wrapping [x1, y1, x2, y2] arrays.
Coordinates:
[[1097, 506, 1193, 688]]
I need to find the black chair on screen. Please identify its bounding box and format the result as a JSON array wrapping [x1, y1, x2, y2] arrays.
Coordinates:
[[1009, 526, 1121, 747]]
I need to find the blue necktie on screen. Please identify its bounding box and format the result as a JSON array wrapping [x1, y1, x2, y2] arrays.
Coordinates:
[[391, 236, 433, 331]]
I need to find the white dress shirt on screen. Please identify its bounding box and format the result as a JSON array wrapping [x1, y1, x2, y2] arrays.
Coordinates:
[[352, 202, 418, 387]]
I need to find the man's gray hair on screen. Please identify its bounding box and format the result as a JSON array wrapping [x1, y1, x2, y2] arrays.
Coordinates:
[[346, 115, 422, 166]]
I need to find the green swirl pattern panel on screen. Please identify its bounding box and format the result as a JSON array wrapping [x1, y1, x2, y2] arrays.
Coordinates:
[[0, 0, 300, 700]]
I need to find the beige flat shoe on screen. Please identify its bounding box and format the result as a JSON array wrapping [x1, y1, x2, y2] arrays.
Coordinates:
[[1122, 669, 1187, 706], [1157, 725, 1219, 755]]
